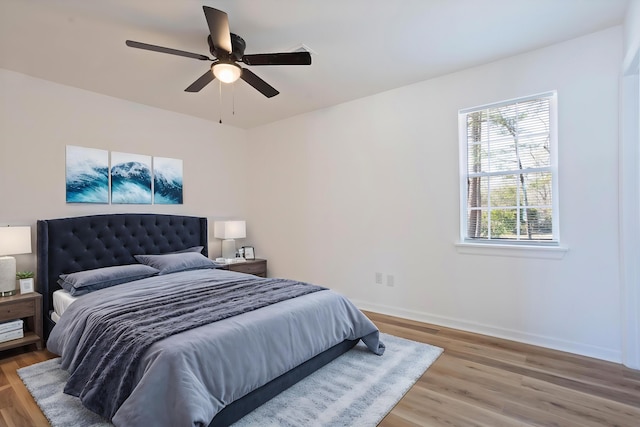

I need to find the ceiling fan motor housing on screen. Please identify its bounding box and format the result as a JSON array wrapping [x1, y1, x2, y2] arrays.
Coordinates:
[[208, 33, 246, 61], [230, 34, 246, 61]]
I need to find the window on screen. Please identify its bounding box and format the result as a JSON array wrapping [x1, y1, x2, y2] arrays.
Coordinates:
[[459, 92, 558, 245]]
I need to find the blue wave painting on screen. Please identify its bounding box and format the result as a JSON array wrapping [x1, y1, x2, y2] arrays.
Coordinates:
[[111, 152, 152, 204], [154, 157, 183, 204], [66, 146, 109, 203]]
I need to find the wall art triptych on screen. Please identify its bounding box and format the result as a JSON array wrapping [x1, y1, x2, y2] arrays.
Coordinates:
[[65, 146, 183, 205]]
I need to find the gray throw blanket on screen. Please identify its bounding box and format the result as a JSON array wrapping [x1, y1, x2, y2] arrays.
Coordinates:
[[61, 275, 326, 420]]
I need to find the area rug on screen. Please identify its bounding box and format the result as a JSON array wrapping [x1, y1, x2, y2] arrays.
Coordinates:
[[18, 333, 442, 427]]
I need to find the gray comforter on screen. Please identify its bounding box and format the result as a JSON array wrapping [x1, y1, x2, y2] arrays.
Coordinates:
[[47, 269, 384, 427]]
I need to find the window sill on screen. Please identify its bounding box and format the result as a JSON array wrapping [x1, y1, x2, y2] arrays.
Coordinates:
[[454, 242, 569, 259]]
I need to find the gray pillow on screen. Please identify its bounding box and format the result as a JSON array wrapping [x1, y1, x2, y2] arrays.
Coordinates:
[[169, 246, 204, 254], [58, 264, 160, 296], [134, 252, 216, 275]]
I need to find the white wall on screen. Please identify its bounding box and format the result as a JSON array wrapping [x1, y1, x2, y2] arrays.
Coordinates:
[[246, 27, 624, 362], [624, 0, 640, 68], [0, 69, 249, 275], [0, 27, 626, 363]]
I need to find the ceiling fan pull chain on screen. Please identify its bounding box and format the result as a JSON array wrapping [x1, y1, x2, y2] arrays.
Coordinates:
[[232, 82, 235, 116], [218, 80, 223, 124]]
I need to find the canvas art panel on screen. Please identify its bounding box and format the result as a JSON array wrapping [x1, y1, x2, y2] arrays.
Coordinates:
[[65, 146, 109, 204], [110, 152, 152, 204], [153, 157, 183, 204]]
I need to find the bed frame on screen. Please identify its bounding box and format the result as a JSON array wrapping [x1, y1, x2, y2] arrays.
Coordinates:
[[37, 213, 356, 426]]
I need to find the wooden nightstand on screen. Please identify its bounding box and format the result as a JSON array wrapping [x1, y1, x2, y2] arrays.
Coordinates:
[[221, 259, 267, 277], [0, 292, 43, 353]]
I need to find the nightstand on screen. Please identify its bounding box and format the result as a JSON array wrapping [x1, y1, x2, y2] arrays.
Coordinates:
[[0, 291, 43, 352], [220, 259, 267, 277]]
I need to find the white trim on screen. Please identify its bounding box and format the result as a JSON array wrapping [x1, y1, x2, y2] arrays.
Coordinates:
[[354, 299, 620, 363], [458, 115, 468, 242], [619, 63, 640, 370], [549, 93, 560, 242], [454, 241, 568, 259], [459, 90, 557, 114]]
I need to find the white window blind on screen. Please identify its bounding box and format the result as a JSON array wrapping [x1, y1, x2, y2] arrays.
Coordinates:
[[459, 92, 558, 244]]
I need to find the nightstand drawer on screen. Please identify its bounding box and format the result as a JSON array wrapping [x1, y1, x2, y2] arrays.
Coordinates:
[[228, 259, 267, 276], [0, 299, 34, 322]]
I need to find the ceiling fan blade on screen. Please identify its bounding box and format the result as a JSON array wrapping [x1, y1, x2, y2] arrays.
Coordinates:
[[203, 6, 232, 54], [125, 40, 211, 61], [240, 68, 279, 98], [185, 69, 216, 92], [242, 52, 312, 66]]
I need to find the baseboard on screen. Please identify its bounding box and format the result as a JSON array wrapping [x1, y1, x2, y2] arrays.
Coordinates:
[[353, 299, 621, 364]]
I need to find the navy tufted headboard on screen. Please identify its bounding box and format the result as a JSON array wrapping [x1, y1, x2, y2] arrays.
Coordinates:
[[37, 213, 208, 338]]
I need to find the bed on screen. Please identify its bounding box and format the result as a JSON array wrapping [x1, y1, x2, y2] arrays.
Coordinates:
[[37, 213, 384, 427]]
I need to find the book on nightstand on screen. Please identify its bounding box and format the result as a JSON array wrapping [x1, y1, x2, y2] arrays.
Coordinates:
[[0, 328, 24, 343], [0, 319, 24, 343], [0, 319, 23, 333]]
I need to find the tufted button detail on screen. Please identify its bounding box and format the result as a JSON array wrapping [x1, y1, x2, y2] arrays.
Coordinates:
[[40, 213, 206, 313]]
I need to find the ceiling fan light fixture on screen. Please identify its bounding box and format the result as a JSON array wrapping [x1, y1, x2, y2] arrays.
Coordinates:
[[212, 62, 241, 83]]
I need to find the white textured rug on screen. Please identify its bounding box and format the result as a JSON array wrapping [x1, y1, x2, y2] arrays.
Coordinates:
[[18, 333, 442, 427]]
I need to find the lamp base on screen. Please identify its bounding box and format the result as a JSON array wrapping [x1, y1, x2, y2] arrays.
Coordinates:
[[0, 256, 17, 297], [221, 239, 237, 259]]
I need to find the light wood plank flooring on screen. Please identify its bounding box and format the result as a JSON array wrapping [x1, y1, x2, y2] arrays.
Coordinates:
[[367, 311, 640, 427], [0, 347, 54, 427], [1, 312, 639, 426]]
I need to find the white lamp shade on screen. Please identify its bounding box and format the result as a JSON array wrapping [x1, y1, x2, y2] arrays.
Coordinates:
[[0, 226, 30, 296], [214, 221, 246, 240], [0, 226, 32, 256]]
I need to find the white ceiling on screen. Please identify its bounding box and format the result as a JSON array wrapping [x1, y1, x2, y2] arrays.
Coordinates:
[[0, 0, 629, 129]]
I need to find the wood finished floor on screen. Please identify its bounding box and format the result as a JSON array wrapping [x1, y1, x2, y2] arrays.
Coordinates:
[[0, 312, 639, 426]]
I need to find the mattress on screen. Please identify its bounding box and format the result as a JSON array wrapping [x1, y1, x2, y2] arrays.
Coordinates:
[[51, 289, 79, 323]]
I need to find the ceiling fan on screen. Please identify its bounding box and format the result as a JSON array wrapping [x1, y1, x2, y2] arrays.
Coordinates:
[[125, 6, 311, 98]]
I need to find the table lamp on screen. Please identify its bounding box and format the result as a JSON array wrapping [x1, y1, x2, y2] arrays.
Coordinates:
[[0, 226, 32, 296], [214, 220, 246, 259]]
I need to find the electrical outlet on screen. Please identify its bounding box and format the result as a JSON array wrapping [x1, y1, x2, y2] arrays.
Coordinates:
[[375, 272, 383, 284], [386, 274, 395, 287]]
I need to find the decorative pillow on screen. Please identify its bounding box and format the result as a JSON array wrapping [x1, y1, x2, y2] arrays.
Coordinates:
[[58, 264, 160, 297], [134, 252, 216, 275]]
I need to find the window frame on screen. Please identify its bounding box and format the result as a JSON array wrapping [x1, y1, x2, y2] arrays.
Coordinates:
[[458, 91, 561, 249]]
